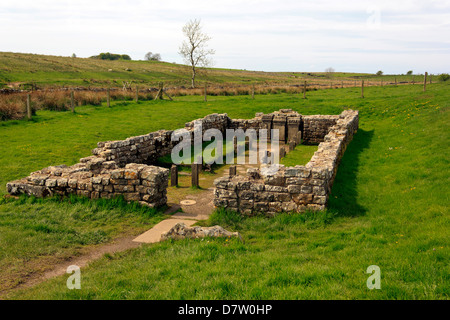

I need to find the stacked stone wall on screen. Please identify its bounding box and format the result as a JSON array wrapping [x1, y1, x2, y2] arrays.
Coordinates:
[[213, 110, 359, 215], [7, 109, 358, 214], [7, 162, 168, 208]]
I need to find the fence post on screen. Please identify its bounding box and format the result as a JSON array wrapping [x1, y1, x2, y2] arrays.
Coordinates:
[[252, 83, 255, 99], [204, 83, 207, 102], [395, 77, 397, 86], [424, 72, 428, 92], [135, 86, 139, 102], [107, 88, 111, 108], [303, 81, 307, 99], [171, 165, 178, 187], [26, 94, 32, 120], [71, 91, 75, 113], [430, 75, 432, 84], [341, 81, 344, 89], [412, 76, 415, 85], [361, 80, 364, 98], [229, 165, 237, 177]]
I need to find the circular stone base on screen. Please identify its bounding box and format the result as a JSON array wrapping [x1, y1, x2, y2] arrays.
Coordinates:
[[180, 200, 197, 206]]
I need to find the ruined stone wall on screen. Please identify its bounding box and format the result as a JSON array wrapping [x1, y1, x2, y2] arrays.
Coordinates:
[[7, 162, 168, 208], [5, 113, 230, 208], [213, 110, 359, 215], [302, 115, 339, 145], [6, 109, 357, 213]]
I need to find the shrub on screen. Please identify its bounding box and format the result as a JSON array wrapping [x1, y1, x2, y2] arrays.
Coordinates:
[[438, 73, 450, 82]]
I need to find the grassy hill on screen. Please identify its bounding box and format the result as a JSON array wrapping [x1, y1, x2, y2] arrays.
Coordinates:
[[0, 52, 421, 90]]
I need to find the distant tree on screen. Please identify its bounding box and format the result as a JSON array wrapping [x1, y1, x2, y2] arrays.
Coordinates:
[[438, 73, 450, 82], [376, 70, 383, 76], [71, 53, 77, 58], [90, 52, 131, 61], [179, 19, 215, 88], [407, 70, 413, 75], [145, 52, 161, 61], [325, 67, 335, 78]]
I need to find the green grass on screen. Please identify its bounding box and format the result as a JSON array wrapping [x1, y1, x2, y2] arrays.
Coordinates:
[[0, 52, 427, 89], [0, 194, 165, 293], [1, 82, 449, 299]]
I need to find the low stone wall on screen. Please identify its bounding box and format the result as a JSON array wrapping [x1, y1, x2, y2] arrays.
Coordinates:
[[213, 110, 359, 215], [302, 115, 339, 145], [7, 162, 168, 208], [6, 108, 358, 213]]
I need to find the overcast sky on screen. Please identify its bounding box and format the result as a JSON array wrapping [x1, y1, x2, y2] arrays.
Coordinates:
[[1, 0, 449, 74]]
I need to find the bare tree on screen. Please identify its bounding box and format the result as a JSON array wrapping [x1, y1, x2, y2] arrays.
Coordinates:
[[179, 19, 215, 88], [325, 67, 335, 78]]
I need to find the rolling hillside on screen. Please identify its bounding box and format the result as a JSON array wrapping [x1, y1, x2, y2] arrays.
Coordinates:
[[0, 51, 390, 89]]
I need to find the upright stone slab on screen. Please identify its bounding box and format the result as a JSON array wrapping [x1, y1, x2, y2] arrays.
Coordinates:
[[296, 131, 303, 145], [261, 114, 274, 140], [191, 163, 200, 188], [272, 115, 287, 143], [171, 165, 178, 187], [280, 146, 286, 159], [287, 116, 301, 143]]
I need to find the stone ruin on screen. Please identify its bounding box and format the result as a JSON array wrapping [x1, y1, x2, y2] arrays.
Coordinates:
[[6, 108, 358, 214]]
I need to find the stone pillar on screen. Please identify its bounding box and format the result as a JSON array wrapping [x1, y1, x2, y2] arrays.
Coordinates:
[[287, 116, 301, 143], [296, 131, 303, 145], [280, 146, 286, 159], [261, 114, 274, 140], [171, 165, 178, 187], [272, 115, 287, 143], [289, 141, 295, 152], [191, 163, 199, 188], [229, 166, 237, 177]]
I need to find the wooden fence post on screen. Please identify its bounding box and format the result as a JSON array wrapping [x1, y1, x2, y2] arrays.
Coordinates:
[[361, 80, 364, 98], [135, 86, 139, 102], [171, 165, 178, 187], [107, 88, 111, 108], [412, 76, 415, 85], [430, 75, 432, 84], [303, 81, 307, 99], [341, 81, 344, 89], [71, 91, 75, 113], [424, 72, 428, 92], [395, 77, 397, 86], [26, 94, 32, 120], [252, 83, 255, 99], [204, 83, 207, 102]]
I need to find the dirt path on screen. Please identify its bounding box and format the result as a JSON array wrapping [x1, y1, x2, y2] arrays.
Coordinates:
[[1, 161, 261, 298], [1, 176, 219, 299]]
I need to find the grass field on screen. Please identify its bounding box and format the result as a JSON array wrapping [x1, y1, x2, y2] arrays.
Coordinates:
[[0, 52, 427, 89], [0, 82, 448, 299]]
